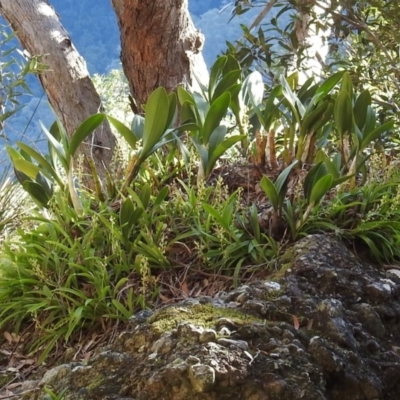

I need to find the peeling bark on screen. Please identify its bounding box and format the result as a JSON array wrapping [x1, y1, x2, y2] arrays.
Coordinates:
[[0, 0, 116, 182], [111, 0, 208, 112]]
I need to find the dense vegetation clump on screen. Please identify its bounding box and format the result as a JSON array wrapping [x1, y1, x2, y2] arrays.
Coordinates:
[[1, 2, 400, 367]]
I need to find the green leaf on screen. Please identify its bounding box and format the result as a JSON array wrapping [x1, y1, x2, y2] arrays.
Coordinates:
[[354, 90, 371, 130], [22, 180, 52, 207], [209, 56, 227, 100], [177, 86, 195, 106], [111, 299, 131, 319], [314, 71, 345, 100], [13, 159, 40, 179], [211, 69, 241, 103], [249, 204, 261, 242], [107, 114, 138, 148], [334, 90, 353, 137], [275, 160, 298, 196], [363, 106, 376, 136], [68, 113, 105, 159], [280, 75, 305, 119], [360, 120, 394, 151], [16, 142, 64, 187], [322, 155, 340, 179], [139, 184, 151, 209], [120, 198, 136, 241], [6, 146, 25, 166], [154, 186, 169, 207], [304, 162, 326, 201], [202, 203, 230, 230], [40, 121, 68, 170], [207, 135, 244, 176], [203, 92, 231, 144], [192, 141, 208, 178], [142, 87, 170, 156], [180, 101, 198, 125], [166, 92, 177, 128], [340, 71, 353, 99], [260, 176, 279, 211], [309, 174, 333, 205], [208, 125, 227, 153]]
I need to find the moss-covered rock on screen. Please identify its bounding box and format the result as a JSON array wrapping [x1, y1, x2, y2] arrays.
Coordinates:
[[18, 235, 400, 400]]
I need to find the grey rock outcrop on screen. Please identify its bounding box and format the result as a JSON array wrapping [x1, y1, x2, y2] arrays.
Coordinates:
[[24, 235, 400, 399]]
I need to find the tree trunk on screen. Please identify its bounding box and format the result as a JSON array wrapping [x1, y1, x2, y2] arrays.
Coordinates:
[[111, 0, 208, 112], [0, 0, 116, 183]]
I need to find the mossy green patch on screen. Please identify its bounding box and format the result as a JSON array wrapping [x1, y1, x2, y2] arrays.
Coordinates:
[[148, 303, 263, 333]]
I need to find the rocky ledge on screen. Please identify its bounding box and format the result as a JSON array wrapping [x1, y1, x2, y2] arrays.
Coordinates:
[[22, 234, 400, 399]]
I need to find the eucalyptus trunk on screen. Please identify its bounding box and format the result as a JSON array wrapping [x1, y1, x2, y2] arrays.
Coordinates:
[[0, 0, 116, 182], [111, 0, 208, 112]]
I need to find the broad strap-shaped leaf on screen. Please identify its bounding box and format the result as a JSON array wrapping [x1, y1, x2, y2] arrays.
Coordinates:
[[120, 197, 135, 241], [304, 162, 326, 201], [142, 87, 170, 157], [363, 106, 376, 136], [107, 114, 139, 148], [280, 75, 305, 119], [22, 180, 52, 208], [321, 154, 340, 179], [260, 176, 279, 211], [314, 71, 345, 102], [203, 92, 231, 144], [166, 92, 178, 129], [12, 159, 40, 180], [334, 90, 353, 138], [208, 55, 228, 100], [211, 69, 241, 104], [360, 120, 394, 151], [15, 141, 63, 187], [180, 101, 198, 126], [275, 160, 299, 198], [208, 125, 228, 154], [139, 184, 151, 209], [177, 86, 196, 106], [297, 77, 317, 103], [192, 140, 208, 180], [300, 101, 331, 138], [309, 174, 334, 205], [40, 120, 68, 170], [68, 113, 106, 159], [340, 72, 353, 100], [193, 92, 210, 127], [206, 135, 244, 177], [154, 186, 169, 207], [354, 90, 371, 130]]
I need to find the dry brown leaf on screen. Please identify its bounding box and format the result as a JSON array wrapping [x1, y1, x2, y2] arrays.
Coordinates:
[[159, 293, 171, 303], [3, 332, 12, 344], [292, 314, 300, 330], [181, 281, 189, 296]]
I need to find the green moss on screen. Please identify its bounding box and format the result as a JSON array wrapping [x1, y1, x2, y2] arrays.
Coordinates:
[[0, 374, 14, 388], [271, 238, 316, 280], [86, 375, 104, 391], [148, 303, 263, 333]]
